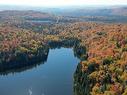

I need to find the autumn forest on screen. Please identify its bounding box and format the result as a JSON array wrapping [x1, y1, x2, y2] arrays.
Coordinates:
[[0, 6, 127, 95]]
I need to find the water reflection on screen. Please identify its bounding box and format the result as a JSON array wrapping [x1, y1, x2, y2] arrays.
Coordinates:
[[0, 40, 87, 95], [0, 39, 84, 75], [0, 51, 48, 75], [0, 48, 79, 95], [73, 62, 91, 95]]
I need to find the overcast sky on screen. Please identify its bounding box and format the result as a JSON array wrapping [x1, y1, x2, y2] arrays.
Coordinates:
[[0, 0, 127, 7]]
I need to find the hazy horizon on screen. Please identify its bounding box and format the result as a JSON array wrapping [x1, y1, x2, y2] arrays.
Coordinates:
[[0, 0, 127, 7]]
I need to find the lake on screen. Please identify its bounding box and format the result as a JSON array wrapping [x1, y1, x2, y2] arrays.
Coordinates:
[[0, 48, 80, 95]]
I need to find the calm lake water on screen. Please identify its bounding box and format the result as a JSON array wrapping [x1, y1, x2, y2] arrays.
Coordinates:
[[0, 48, 79, 95]]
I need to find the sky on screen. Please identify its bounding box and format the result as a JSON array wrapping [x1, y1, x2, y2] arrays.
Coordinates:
[[0, 0, 127, 7]]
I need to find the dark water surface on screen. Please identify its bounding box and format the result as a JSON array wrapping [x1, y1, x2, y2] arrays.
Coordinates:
[[0, 48, 79, 95]]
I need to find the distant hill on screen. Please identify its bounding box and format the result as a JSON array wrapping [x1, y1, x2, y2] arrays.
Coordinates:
[[0, 5, 127, 17], [111, 7, 127, 16], [0, 10, 54, 18], [58, 6, 127, 17], [0, 5, 127, 23]]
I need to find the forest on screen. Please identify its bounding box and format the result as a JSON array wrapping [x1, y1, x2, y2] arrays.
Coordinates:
[[0, 9, 127, 95]]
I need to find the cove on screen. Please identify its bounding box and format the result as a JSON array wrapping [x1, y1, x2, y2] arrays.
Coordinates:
[[0, 48, 80, 95]]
